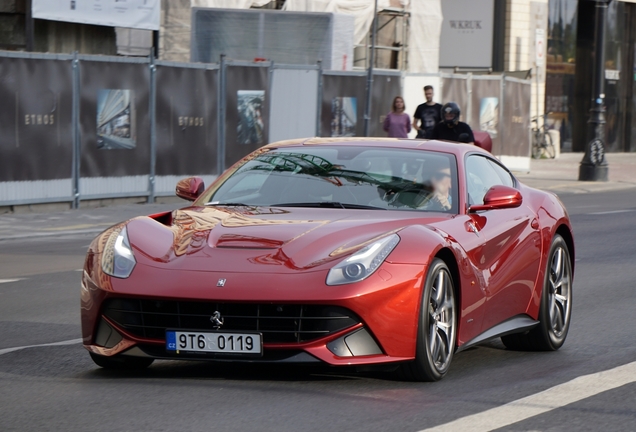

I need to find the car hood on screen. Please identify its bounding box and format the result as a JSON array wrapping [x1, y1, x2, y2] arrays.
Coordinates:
[[126, 206, 448, 273]]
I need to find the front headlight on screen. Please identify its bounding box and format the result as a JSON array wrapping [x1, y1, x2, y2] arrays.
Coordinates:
[[101, 226, 136, 278], [326, 234, 400, 286]]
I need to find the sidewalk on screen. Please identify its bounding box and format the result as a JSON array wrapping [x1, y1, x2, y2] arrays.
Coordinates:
[[0, 202, 183, 241], [514, 152, 636, 194]]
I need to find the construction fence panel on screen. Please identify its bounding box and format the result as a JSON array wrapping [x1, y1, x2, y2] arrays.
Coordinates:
[[370, 71, 403, 137], [78, 57, 151, 199], [470, 76, 502, 155], [401, 74, 442, 138], [269, 66, 320, 143], [154, 62, 219, 195], [440, 74, 469, 121], [0, 49, 534, 208], [500, 77, 532, 171], [0, 54, 74, 204], [224, 63, 270, 169]]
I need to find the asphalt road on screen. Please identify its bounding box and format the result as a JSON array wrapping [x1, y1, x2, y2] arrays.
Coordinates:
[[1, 191, 635, 431]]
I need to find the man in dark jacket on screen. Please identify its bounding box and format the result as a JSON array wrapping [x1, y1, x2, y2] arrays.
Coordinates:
[[431, 102, 474, 144]]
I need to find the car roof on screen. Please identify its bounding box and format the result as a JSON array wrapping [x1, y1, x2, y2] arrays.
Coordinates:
[[263, 137, 491, 160]]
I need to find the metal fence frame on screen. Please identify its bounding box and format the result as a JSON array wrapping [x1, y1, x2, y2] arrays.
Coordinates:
[[0, 50, 531, 208]]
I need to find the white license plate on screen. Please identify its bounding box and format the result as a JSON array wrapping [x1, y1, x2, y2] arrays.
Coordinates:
[[166, 331, 262, 354]]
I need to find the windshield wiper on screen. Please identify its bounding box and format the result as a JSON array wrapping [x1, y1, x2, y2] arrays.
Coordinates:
[[273, 202, 386, 210], [206, 202, 253, 207]]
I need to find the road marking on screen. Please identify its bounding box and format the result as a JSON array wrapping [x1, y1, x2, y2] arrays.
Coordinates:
[[0, 228, 105, 241], [41, 223, 112, 231], [0, 279, 22, 284], [0, 338, 83, 356], [588, 209, 634, 215], [419, 361, 636, 432]]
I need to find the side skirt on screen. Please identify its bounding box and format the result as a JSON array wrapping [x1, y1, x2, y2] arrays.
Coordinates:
[[456, 315, 539, 353]]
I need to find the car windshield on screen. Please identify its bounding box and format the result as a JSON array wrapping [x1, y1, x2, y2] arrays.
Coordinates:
[[202, 146, 458, 213]]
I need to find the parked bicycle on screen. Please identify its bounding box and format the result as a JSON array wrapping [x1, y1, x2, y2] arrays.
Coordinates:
[[531, 113, 555, 159]]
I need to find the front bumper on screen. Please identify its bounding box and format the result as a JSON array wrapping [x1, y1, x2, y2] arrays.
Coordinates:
[[81, 259, 425, 366]]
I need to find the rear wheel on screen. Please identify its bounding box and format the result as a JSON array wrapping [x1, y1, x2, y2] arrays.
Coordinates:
[[401, 258, 457, 381], [90, 352, 154, 370], [502, 234, 572, 351], [531, 130, 544, 159]]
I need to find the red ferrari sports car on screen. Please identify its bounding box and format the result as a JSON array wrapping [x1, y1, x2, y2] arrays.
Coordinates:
[[81, 138, 574, 381]]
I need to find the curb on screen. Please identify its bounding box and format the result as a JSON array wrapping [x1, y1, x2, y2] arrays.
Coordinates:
[[0, 228, 106, 242]]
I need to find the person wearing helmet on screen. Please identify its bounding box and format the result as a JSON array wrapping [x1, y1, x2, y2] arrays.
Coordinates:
[[431, 102, 475, 144]]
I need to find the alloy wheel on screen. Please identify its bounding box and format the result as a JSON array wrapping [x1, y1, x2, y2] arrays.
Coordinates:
[[427, 268, 456, 372], [548, 245, 572, 338]]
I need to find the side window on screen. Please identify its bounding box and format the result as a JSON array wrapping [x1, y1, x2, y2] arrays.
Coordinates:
[[465, 155, 513, 205], [487, 159, 514, 187]]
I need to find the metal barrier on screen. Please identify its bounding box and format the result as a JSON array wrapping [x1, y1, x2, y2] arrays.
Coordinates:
[[0, 50, 531, 208]]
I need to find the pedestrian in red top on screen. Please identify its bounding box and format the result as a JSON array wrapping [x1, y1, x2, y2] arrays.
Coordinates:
[[383, 96, 411, 138]]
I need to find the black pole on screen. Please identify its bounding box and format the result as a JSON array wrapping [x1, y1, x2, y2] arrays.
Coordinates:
[[25, 0, 34, 52], [363, 0, 378, 137], [148, 49, 157, 203], [579, 0, 611, 181], [217, 54, 227, 175], [152, 30, 159, 59]]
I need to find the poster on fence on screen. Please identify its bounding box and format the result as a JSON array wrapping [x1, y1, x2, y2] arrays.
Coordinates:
[[0, 57, 73, 182], [155, 65, 218, 176], [479, 98, 499, 137], [321, 73, 366, 137], [237, 90, 265, 145], [96, 89, 136, 150], [331, 97, 357, 137], [224, 65, 269, 168], [470, 78, 501, 154], [80, 61, 150, 177]]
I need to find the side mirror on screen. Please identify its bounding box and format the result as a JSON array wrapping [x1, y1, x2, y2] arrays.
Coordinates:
[[468, 185, 522, 213], [175, 177, 205, 201]]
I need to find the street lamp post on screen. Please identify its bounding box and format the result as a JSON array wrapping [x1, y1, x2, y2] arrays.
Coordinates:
[[579, 0, 611, 181]]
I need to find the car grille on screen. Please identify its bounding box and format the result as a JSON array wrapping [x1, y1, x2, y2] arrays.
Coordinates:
[[102, 299, 360, 343]]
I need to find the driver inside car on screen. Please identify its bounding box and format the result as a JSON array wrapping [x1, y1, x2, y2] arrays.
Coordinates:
[[418, 165, 452, 211]]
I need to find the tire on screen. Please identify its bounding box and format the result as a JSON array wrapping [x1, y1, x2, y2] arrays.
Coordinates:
[[401, 258, 457, 381], [501, 234, 572, 351], [531, 130, 544, 159], [542, 131, 556, 159], [90, 352, 154, 370]]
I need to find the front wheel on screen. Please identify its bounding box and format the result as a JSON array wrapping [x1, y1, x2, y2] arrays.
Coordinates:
[[401, 258, 457, 381], [542, 131, 556, 159], [502, 234, 572, 351], [531, 130, 544, 159]]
